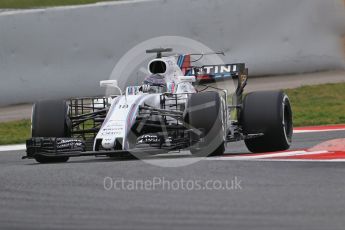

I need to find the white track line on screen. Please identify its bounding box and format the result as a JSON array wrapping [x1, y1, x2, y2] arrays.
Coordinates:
[[294, 128, 345, 134], [0, 144, 26, 152]]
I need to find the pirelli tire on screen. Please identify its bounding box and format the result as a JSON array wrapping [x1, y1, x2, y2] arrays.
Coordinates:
[[31, 99, 71, 163], [241, 90, 293, 153], [186, 91, 225, 157]]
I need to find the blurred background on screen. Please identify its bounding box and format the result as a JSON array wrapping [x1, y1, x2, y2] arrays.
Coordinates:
[[0, 0, 345, 144]]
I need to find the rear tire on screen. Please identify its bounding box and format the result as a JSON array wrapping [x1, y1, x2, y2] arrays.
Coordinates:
[[32, 99, 70, 163], [186, 92, 225, 157], [241, 90, 293, 153]]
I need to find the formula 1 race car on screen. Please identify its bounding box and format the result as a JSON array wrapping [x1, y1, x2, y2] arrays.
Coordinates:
[[24, 48, 293, 163]]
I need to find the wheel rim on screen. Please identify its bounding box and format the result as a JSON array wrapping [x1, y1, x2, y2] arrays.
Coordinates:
[[282, 96, 293, 143]]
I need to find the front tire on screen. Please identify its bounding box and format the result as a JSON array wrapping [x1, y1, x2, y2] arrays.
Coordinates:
[[31, 99, 70, 163], [186, 92, 225, 157], [241, 90, 293, 153]]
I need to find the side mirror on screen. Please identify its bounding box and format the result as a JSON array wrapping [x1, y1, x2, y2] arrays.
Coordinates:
[[178, 76, 196, 83], [100, 80, 118, 88], [100, 80, 122, 95]]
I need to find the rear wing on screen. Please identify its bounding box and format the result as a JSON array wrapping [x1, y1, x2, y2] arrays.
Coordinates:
[[188, 63, 248, 83]]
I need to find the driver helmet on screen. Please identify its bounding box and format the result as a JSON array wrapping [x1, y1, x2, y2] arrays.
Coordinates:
[[143, 74, 166, 86]]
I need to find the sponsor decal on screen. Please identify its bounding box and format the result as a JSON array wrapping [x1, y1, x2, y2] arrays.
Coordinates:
[[137, 134, 161, 144], [191, 64, 242, 77]]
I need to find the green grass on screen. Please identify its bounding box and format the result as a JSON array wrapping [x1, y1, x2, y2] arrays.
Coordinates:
[[0, 83, 344, 145], [0, 0, 115, 9], [286, 83, 345, 127], [0, 119, 30, 145]]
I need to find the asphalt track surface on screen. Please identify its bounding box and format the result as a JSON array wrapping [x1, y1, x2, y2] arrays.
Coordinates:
[[0, 130, 344, 230]]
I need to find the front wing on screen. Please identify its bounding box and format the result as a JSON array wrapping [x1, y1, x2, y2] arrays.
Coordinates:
[[24, 137, 170, 159]]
